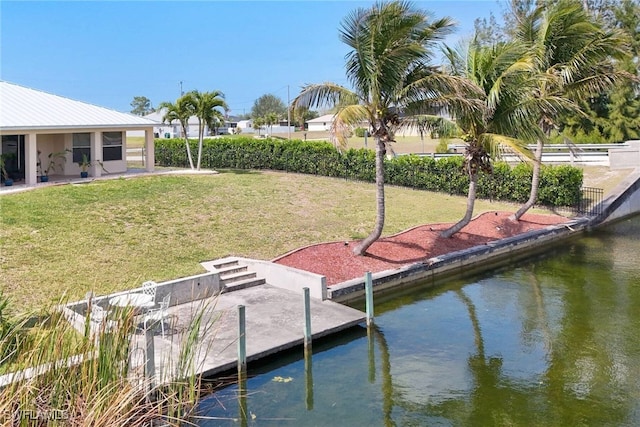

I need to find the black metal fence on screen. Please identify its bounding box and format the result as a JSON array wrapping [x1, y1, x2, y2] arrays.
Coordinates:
[[574, 187, 604, 216]]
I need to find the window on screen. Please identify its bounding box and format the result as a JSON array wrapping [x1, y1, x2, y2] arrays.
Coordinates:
[[73, 132, 123, 163], [102, 132, 123, 161], [72, 133, 91, 163]]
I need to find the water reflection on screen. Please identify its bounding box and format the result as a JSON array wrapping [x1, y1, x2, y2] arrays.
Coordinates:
[[198, 216, 640, 426]]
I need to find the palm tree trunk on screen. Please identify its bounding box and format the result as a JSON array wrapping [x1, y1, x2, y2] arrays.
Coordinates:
[[441, 172, 478, 238], [181, 122, 195, 169], [196, 120, 204, 170], [185, 138, 195, 169], [353, 138, 386, 255], [511, 138, 543, 221]]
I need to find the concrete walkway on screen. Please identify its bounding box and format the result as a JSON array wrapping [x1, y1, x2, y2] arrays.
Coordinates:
[[130, 284, 365, 384]]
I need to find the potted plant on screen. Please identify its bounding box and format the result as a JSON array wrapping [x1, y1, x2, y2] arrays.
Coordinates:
[[77, 153, 107, 178], [0, 154, 13, 186], [37, 150, 69, 182]]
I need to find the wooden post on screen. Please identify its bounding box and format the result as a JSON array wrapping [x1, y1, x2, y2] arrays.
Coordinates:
[[365, 271, 374, 326], [303, 287, 312, 350], [237, 305, 246, 379]]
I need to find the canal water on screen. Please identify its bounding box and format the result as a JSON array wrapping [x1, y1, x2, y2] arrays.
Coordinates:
[[197, 215, 640, 426]]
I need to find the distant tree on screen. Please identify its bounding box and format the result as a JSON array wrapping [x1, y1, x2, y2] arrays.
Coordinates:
[[292, 106, 319, 129], [570, 0, 640, 143], [473, 12, 505, 46], [251, 94, 286, 119], [130, 96, 154, 116]]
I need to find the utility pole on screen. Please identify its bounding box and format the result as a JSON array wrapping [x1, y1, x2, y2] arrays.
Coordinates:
[[180, 81, 184, 97], [287, 85, 291, 140]]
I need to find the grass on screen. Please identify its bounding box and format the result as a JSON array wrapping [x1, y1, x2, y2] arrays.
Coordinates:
[[0, 170, 553, 313], [126, 136, 145, 148], [577, 165, 633, 196]]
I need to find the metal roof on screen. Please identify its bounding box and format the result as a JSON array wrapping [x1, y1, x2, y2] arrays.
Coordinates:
[[306, 114, 336, 123], [0, 81, 159, 131]]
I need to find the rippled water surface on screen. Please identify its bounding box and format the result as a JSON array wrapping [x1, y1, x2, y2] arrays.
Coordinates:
[[198, 216, 640, 426]]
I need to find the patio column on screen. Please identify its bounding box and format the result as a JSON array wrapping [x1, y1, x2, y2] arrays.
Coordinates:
[[91, 131, 103, 178], [144, 127, 155, 172], [24, 133, 38, 186]]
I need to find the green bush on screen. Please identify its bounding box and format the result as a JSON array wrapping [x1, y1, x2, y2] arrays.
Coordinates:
[[155, 138, 583, 207], [354, 127, 367, 137], [435, 139, 450, 154]]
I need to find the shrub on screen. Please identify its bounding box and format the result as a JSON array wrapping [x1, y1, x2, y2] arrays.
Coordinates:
[[354, 127, 367, 137], [435, 139, 450, 153]]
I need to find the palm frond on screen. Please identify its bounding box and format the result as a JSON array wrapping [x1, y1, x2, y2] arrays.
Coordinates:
[[331, 104, 370, 149], [292, 83, 358, 112]]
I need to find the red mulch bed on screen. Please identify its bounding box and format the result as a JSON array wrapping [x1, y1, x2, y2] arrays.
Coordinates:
[[273, 211, 568, 285]]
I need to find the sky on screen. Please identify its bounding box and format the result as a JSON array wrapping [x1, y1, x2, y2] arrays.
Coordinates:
[[1, 0, 504, 117]]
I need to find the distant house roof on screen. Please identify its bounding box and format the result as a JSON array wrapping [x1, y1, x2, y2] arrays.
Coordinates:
[[147, 109, 205, 126], [0, 81, 158, 132], [306, 114, 336, 124]]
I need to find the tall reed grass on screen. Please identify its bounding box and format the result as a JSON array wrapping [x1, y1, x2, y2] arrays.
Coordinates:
[[0, 292, 219, 426]]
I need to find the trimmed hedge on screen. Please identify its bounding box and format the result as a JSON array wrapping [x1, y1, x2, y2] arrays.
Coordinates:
[[155, 137, 583, 207]]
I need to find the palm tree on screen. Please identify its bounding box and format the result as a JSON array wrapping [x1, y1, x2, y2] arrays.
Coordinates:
[[293, 0, 473, 256], [264, 112, 279, 136], [439, 40, 545, 238], [511, 0, 631, 221], [253, 117, 264, 136], [184, 90, 228, 170], [158, 97, 196, 169]]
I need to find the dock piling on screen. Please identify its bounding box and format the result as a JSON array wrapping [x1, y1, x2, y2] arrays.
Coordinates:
[[303, 287, 312, 350], [237, 305, 247, 379], [365, 271, 374, 326]]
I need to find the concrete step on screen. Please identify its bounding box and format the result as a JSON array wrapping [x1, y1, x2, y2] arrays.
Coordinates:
[[217, 265, 248, 277], [220, 271, 257, 285], [224, 276, 266, 292], [210, 259, 240, 270]]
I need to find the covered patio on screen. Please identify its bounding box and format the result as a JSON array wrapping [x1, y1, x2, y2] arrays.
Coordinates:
[[0, 81, 158, 187]]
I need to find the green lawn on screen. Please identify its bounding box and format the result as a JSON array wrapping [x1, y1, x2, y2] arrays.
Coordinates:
[[0, 170, 551, 313]]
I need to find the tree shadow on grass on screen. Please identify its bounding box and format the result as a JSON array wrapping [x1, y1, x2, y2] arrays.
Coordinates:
[[217, 169, 261, 175]]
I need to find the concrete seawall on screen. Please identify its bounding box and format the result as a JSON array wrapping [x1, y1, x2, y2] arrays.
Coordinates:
[[591, 167, 640, 226], [330, 167, 640, 303]]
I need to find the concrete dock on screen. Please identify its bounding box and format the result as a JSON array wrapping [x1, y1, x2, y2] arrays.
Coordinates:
[[129, 283, 365, 383]]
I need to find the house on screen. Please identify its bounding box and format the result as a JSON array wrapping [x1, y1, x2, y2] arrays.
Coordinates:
[[306, 114, 336, 132], [234, 119, 253, 134], [306, 111, 454, 137], [0, 81, 158, 186], [306, 114, 369, 133]]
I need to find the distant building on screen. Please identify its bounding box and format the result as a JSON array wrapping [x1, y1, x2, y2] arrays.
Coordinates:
[[128, 109, 230, 139], [306, 114, 336, 132]]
